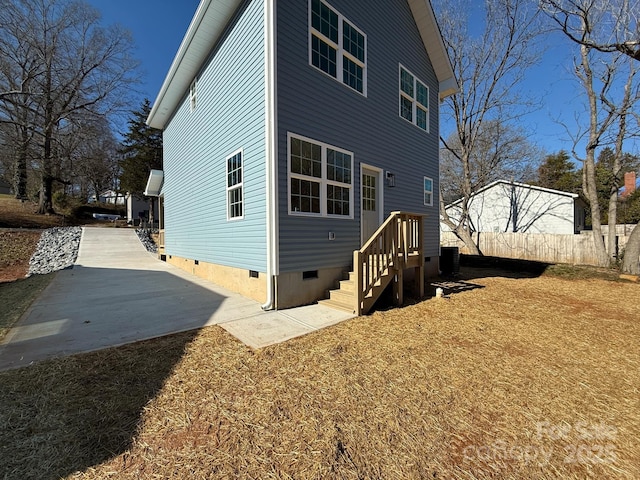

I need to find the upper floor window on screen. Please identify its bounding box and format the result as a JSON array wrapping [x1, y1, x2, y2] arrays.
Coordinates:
[[288, 133, 353, 218], [227, 150, 243, 220], [399, 65, 429, 132], [190, 79, 197, 112], [309, 0, 367, 96], [424, 176, 433, 206]]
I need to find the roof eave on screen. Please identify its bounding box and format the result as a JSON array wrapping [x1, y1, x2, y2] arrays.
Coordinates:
[[147, 0, 243, 130], [445, 180, 580, 208], [407, 0, 458, 100], [144, 169, 165, 197]]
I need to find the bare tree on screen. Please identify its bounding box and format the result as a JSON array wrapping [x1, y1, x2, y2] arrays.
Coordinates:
[[65, 115, 120, 201], [434, 0, 544, 254], [0, 0, 139, 214], [440, 120, 540, 204], [543, 0, 640, 270], [0, 10, 41, 200], [541, 0, 640, 61]]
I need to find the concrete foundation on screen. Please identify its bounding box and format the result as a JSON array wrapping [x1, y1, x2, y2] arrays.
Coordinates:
[[165, 256, 349, 309], [166, 255, 267, 304], [274, 266, 348, 309], [165, 254, 439, 309]]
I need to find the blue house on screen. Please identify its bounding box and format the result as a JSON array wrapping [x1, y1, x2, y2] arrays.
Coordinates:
[[146, 0, 457, 313]]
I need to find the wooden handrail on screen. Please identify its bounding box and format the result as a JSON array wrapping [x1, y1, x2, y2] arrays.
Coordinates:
[[353, 211, 424, 315]]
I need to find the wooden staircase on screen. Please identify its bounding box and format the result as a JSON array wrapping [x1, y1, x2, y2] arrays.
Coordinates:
[[320, 212, 425, 315]]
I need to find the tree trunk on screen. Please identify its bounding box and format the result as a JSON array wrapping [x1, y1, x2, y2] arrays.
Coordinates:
[[13, 115, 29, 200], [621, 223, 640, 274], [584, 157, 610, 266], [38, 170, 54, 214], [38, 71, 55, 215], [455, 227, 481, 255], [38, 127, 55, 214], [439, 187, 482, 255], [607, 190, 619, 262], [13, 147, 28, 200], [37, 159, 55, 214], [579, 39, 610, 268]]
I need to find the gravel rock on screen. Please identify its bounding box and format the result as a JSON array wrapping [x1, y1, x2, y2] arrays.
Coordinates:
[[28, 227, 82, 276], [136, 228, 158, 254]]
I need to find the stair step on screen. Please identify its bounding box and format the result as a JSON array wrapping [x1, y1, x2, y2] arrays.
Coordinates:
[[319, 298, 356, 314], [329, 289, 354, 305], [338, 279, 355, 292]]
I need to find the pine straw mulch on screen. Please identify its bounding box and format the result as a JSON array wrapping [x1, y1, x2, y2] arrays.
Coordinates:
[[0, 270, 638, 479]]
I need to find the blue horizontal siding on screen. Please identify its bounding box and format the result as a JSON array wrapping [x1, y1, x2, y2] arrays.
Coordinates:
[[276, 0, 441, 273], [163, 0, 267, 272]]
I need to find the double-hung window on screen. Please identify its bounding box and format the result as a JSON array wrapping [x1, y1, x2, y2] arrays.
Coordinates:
[[289, 133, 353, 218], [424, 176, 433, 206], [399, 65, 429, 132], [226, 150, 243, 220], [310, 0, 367, 95]]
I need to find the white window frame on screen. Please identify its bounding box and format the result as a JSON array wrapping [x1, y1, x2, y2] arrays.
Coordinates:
[[424, 176, 433, 206], [308, 0, 367, 97], [399, 64, 429, 132], [288, 132, 354, 219], [190, 78, 197, 112], [226, 149, 244, 221]]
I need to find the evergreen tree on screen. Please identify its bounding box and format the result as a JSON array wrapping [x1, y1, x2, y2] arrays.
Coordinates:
[[594, 148, 640, 224], [620, 189, 640, 225], [119, 99, 162, 223], [536, 150, 580, 193]]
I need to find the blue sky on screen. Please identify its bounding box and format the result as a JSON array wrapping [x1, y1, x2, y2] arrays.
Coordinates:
[[87, 0, 200, 104], [87, 0, 637, 159]]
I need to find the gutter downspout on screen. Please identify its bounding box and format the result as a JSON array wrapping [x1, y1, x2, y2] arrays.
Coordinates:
[[262, 0, 278, 310]]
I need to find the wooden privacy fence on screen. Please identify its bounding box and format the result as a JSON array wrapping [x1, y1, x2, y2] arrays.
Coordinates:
[[441, 231, 632, 266]]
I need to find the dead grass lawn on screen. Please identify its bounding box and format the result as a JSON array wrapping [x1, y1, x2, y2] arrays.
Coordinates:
[[0, 230, 54, 340], [0, 269, 638, 479], [0, 195, 66, 229]]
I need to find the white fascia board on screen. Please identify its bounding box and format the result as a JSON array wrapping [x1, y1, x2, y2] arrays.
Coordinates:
[[407, 0, 458, 100], [147, 0, 243, 130]]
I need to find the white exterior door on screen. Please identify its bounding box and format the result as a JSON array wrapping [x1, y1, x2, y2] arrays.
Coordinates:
[[361, 166, 382, 244]]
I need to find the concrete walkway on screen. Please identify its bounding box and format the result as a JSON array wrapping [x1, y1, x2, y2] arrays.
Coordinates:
[[0, 227, 354, 370]]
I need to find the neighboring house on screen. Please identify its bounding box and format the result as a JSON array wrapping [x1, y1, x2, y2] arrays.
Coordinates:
[[0, 178, 12, 195], [89, 190, 125, 205], [442, 181, 587, 235], [146, 0, 457, 310]]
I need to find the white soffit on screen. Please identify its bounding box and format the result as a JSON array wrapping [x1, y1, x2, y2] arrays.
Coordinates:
[[147, 0, 243, 129], [144, 170, 164, 197], [407, 0, 458, 100]]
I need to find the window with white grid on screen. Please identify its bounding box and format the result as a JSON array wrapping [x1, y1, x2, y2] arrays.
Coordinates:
[[310, 0, 367, 96], [226, 150, 243, 220], [289, 133, 353, 218], [399, 65, 429, 132]]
